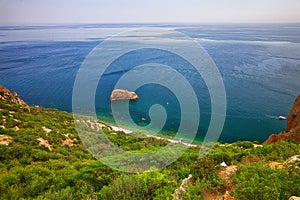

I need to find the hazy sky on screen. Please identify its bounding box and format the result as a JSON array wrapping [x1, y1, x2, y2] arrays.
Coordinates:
[[0, 0, 300, 24]]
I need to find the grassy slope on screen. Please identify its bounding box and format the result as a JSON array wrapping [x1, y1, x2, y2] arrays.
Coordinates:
[[0, 99, 300, 200]]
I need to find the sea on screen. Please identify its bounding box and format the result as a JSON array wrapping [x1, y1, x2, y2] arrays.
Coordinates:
[[0, 23, 300, 143]]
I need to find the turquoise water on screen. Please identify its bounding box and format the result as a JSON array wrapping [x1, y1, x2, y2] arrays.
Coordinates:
[[0, 24, 300, 143]]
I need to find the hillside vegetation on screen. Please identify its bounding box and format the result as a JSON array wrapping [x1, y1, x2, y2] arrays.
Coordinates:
[[0, 98, 300, 199]]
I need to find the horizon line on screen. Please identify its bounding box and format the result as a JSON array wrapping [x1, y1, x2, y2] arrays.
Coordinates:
[[1, 21, 300, 26]]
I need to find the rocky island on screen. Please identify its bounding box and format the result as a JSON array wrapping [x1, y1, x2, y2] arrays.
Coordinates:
[[110, 89, 139, 101]]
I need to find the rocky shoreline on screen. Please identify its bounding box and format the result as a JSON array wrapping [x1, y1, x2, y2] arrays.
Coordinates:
[[1, 84, 299, 145]]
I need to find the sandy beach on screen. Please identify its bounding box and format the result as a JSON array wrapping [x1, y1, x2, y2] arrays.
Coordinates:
[[110, 124, 198, 147]]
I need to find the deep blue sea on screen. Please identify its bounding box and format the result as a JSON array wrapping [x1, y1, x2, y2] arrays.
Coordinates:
[[1, 23, 300, 143]]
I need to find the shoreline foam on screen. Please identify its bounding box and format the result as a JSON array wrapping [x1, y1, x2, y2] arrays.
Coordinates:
[[109, 123, 198, 147]]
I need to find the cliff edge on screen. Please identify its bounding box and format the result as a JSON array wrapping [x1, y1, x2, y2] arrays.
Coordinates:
[[0, 85, 30, 112], [264, 95, 300, 144]]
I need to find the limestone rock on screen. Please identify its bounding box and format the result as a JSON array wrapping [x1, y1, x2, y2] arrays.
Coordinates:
[[220, 162, 228, 167], [62, 138, 74, 147], [289, 196, 300, 200], [37, 137, 52, 151], [285, 155, 300, 164], [42, 126, 52, 133], [217, 165, 237, 187], [110, 89, 138, 101], [174, 174, 195, 200], [0, 134, 13, 145]]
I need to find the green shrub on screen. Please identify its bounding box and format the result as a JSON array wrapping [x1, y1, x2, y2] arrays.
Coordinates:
[[177, 179, 209, 200], [233, 162, 300, 200], [77, 161, 117, 191], [36, 187, 75, 200], [99, 174, 148, 200], [233, 141, 254, 149], [251, 141, 300, 161]]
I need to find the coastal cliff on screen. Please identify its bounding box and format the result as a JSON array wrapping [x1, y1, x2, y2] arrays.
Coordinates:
[[0, 85, 30, 112], [264, 95, 300, 144], [286, 95, 300, 131], [0, 86, 299, 199]]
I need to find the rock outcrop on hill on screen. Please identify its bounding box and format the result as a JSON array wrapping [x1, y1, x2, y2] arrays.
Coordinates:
[[110, 89, 139, 101], [174, 174, 195, 200], [264, 95, 300, 144], [0, 134, 13, 145], [0, 85, 30, 112]]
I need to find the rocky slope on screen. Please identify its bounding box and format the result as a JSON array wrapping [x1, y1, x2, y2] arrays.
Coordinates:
[[0, 85, 30, 112], [264, 95, 300, 144]]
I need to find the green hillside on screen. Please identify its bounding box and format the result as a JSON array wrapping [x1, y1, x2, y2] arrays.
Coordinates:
[[0, 99, 300, 200]]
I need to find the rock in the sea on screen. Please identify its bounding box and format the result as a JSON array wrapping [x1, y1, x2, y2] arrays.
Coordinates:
[[264, 95, 300, 144], [0, 85, 30, 112], [110, 89, 138, 101]]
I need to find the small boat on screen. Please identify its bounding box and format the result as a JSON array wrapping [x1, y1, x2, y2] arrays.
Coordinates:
[[278, 116, 287, 120]]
